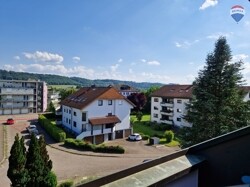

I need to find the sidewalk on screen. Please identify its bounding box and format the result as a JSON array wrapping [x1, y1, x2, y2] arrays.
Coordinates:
[[0, 124, 4, 164]]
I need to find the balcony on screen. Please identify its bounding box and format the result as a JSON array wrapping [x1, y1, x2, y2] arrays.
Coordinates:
[[160, 110, 173, 116], [160, 119, 173, 125], [160, 102, 173, 107]]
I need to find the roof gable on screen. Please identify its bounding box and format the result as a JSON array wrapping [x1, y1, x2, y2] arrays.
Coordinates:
[[60, 86, 134, 109]]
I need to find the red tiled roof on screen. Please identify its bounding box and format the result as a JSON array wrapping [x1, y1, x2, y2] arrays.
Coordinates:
[[60, 86, 134, 109], [89, 115, 121, 125], [151, 85, 193, 99]]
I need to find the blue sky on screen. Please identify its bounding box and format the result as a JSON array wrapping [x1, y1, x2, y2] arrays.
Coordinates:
[[1, 0, 250, 84]]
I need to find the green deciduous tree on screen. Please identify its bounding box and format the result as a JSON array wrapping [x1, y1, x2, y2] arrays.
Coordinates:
[[182, 37, 250, 146], [7, 134, 29, 187]]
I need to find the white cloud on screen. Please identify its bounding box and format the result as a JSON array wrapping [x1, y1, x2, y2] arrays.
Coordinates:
[[23, 51, 63, 64], [3, 63, 95, 78], [175, 42, 182, 48], [174, 40, 199, 48], [110, 64, 119, 72], [199, 0, 218, 10], [129, 68, 133, 74], [118, 58, 123, 63], [147, 60, 160, 66], [141, 59, 146, 63], [232, 54, 249, 62], [72, 56, 80, 63], [206, 32, 233, 40], [13, 56, 20, 60], [141, 72, 170, 82]]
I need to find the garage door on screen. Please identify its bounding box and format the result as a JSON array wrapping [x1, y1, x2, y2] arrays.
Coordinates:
[[125, 129, 132, 137], [115, 130, 123, 139], [84, 136, 93, 144], [95, 135, 104, 144]]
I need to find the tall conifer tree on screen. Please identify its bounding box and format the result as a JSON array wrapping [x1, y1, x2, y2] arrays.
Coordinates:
[[7, 134, 29, 187], [183, 37, 250, 146]]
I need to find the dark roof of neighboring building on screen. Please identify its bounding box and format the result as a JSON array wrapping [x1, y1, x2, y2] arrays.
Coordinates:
[[151, 85, 250, 99], [60, 86, 134, 110], [150, 84, 193, 99], [89, 115, 121, 125], [113, 84, 140, 92]]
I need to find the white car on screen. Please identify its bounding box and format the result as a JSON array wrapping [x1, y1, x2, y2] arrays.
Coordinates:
[[26, 125, 39, 135], [128, 133, 142, 141]]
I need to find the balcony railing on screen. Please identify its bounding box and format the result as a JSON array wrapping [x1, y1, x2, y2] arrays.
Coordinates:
[[160, 110, 173, 116], [160, 102, 174, 107], [160, 119, 173, 125]]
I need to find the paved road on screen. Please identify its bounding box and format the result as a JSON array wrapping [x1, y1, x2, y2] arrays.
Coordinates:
[[0, 114, 180, 186]]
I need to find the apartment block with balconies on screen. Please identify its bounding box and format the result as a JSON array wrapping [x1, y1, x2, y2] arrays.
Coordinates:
[[151, 85, 193, 127], [0, 80, 47, 115]]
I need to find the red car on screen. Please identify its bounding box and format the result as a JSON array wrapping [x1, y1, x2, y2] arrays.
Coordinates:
[[6, 118, 14, 125]]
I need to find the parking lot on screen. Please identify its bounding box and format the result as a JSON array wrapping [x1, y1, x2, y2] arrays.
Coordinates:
[[0, 114, 180, 186]]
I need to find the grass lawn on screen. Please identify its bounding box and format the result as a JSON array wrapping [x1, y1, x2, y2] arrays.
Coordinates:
[[49, 85, 77, 89], [131, 114, 180, 147], [131, 114, 165, 137]]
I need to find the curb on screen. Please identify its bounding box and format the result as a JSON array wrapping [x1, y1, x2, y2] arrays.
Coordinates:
[[0, 125, 7, 166], [47, 144, 122, 158]]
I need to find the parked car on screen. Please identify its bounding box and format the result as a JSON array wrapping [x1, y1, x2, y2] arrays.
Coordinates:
[[6, 118, 14, 125], [26, 125, 39, 135], [128, 133, 142, 141]]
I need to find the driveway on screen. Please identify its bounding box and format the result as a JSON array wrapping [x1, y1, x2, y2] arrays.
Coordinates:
[[0, 114, 180, 186]]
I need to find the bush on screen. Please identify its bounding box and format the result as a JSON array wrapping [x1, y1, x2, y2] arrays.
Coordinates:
[[94, 145, 125, 154], [58, 180, 74, 187], [38, 115, 66, 142], [64, 139, 125, 154], [141, 134, 150, 140], [164, 130, 174, 143]]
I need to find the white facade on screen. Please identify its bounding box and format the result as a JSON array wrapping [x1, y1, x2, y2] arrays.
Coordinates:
[[62, 97, 133, 144], [151, 96, 192, 127], [0, 80, 47, 115]]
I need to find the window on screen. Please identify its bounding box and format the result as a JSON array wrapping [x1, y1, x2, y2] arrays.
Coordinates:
[[98, 100, 103, 106], [73, 121, 77, 127], [154, 106, 158, 110], [177, 100, 182, 104], [177, 118, 181, 122], [108, 100, 112, 105], [82, 113, 86, 121], [69, 110, 71, 114], [69, 119, 71, 124], [64, 108, 66, 112], [74, 111, 77, 116], [119, 100, 123, 105], [153, 113, 158, 118], [108, 112, 112, 116], [154, 98, 159, 102], [177, 109, 181, 113], [66, 118, 68, 123]]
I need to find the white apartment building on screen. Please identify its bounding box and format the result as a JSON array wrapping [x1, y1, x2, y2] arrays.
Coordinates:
[[151, 85, 250, 128], [60, 86, 134, 144], [0, 80, 47, 115], [151, 85, 193, 127]]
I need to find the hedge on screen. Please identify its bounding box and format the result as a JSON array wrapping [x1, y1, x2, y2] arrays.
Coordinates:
[[38, 114, 66, 142], [64, 138, 125, 154]]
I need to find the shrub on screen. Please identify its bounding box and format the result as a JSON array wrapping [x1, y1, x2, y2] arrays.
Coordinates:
[[164, 130, 174, 143], [64, 139, 125, 154], [38, 115, 66, 142], [58, 180, 74, 187], [94, 145, 125, 154], [141, 134, 150, 140]]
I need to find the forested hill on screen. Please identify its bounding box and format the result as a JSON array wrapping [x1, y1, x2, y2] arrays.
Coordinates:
[[0, 69, 164, 90]]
